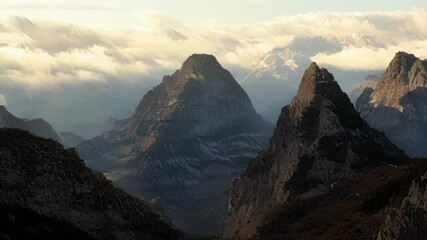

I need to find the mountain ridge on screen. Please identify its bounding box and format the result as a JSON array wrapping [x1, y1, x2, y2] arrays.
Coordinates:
[[0, 128, 186, 240], [0, 105, 61, 142], [356, 51, 427, 157], [225, 62, 408, 239]]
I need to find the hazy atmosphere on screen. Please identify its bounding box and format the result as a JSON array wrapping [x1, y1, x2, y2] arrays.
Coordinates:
[[2, 1, 427, 239], [1, 1, 426, 137]]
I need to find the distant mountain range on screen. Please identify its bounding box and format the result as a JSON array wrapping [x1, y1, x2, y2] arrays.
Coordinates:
[[78, 54, 272, 235], [356, 52, 427, 157]]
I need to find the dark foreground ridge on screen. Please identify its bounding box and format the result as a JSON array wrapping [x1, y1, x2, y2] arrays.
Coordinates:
[[0, 128, 186, 240]]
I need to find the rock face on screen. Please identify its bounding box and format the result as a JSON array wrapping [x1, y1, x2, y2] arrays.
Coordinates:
[[377, 169, 427, 240], [78, 54, 272, 234], [224, 63, 408, 239], [356, 52, 427, 157], [0, 105, 60, 141], [0, 128, 185, 240]]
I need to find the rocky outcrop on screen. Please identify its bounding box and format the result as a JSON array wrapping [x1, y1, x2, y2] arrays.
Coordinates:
[[0, 128, 185, 240], [377, 170, 427, 240], [0, 105, 60, 141], [356, 52, 427, 157], [224, 63, 408, 239], [78, 54, 272, 234]]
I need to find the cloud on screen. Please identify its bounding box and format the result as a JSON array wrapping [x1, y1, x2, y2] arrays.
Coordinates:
[[1, 9, 427, 136], [1, 9, 426, 89]]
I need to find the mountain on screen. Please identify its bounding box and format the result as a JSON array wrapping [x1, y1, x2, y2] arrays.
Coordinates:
[[59, 131, 84, 147], [224, 63, 409, 239], [355, 52, 427, 157], [0, 128, 185, 240], [240, 47, 310, 122], [348, 74, 379, 103], [78, 54, 272, 235], [0, 105, 60, 141], [240, 37, 342, 122]]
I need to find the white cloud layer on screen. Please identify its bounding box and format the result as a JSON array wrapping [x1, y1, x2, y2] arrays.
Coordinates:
[[0, 9, 426, 89], [0, 9, 426, 135]]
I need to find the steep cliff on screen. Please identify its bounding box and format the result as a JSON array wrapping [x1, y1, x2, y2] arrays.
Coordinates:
[[225, 62, 408, 239], [356, 52, 427, 157]]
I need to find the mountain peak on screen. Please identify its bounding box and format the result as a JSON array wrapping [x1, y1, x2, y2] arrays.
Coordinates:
[[385, 51, 419, 77], [225, 64, 408, 239], [180, 53, 221, 74], [293, 62, 336, 106]]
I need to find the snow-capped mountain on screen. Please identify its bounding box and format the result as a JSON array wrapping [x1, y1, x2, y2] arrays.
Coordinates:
[[240, 36, 342, 123]]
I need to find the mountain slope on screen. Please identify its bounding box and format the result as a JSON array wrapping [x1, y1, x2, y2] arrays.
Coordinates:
[[78, 54, 272, 234], [224, 62, 408, 239], [356, 52, 427, 157], [0, 105, 60, 141], [0, 128, 185, 240]]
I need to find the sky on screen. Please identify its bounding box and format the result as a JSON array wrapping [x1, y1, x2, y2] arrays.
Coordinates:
[[0, 0, 427, 136], [1, 0, 427, 26]]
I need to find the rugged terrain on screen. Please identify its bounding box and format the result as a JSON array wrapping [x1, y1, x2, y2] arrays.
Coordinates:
[[78, 54, 272, 235], [224, 62, 409, 239], [356, 52, 427, 157], [0, 128, 185, 240]]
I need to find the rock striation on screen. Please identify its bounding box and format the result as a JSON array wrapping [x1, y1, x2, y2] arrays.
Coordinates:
[[356, 52, 427, 157], [78, 54, 272, 234], [224, 62, 408, 239], [0, 128, 185, 240]]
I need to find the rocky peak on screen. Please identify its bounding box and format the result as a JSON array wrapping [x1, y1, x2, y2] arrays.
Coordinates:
[[293, 62, 335, 106], [125, 53, 259, 139], [78, 54, 271, 235], [181, 54, 221, 74], [225, 63, 408, 239], [381, 51, 427, 87], [355, 52, 427, 157]]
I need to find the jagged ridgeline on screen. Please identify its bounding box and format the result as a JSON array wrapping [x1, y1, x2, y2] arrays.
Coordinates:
[[0, 129, 186, 240], [78, 54, 272, 234], [225, 63, 410, 239], [356, 52, 427, 157]]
